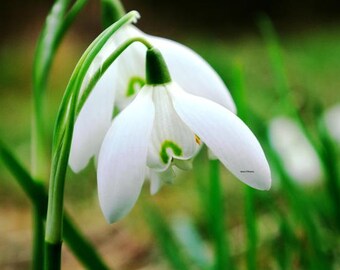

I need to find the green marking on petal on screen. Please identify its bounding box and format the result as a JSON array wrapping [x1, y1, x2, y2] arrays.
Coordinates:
[[126, 76, 145, 97], [160, 140, 183, 164]]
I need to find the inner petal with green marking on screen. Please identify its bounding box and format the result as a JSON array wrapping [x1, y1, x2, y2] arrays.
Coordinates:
[[147, 88, 201, 171], [160, 140, 183, 164], [125, 76, 145, 97]]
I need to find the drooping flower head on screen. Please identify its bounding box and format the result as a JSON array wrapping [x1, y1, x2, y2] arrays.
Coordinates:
[[69, 19, 236, 173], [97, 47, 271, 223]]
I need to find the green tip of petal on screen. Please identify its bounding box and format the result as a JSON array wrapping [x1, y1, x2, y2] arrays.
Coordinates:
[[146, 47, 172, 85]]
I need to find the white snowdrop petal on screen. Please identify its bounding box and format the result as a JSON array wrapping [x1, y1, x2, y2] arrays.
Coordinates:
[[146, 33, 236, 113], [97, 87, 155, 223], [69, 64, 116, 173], [111, 25, 236, 112], [324, 104, 340, 144], [147, 84, 201, 172], [169, 84, 271, 190]]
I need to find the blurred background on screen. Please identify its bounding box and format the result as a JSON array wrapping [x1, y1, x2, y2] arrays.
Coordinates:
[[0, 0, 340, 269]]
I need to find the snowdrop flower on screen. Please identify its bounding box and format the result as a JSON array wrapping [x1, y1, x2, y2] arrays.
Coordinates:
[[69, 21, 236, 173], [98, 48, 271, 223], [324, 104, 340, 145], [268, 117, 322, 185]]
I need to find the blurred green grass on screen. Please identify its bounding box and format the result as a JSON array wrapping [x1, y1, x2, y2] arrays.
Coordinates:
[[0, 22, 340, 269]]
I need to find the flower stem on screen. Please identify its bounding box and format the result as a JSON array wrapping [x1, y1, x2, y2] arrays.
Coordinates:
[[230, 62, 258, 270], [266, 141, 328, 269], [0, 141, 110, 269], [44, 12, 141, 270], [101, 0, 125, 28], [209, 159, 233, 270], [31, 1, 73, 268], [76, 36, 153, 114], [316, 110, 340, 228], [32, 208, 45, 270], [244, 187, 257, 270]]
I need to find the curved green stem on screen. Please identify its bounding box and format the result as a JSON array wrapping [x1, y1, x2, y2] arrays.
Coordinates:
[[245, 188, 257, 270], [230, 62, 258, 270], [209, 160, 233, 270], [44, 11, 141, 270], [76, 36, 153, 113], [0, 141, 109, 269], [31, 1, 88, 269], [101, 0, 125, 28], [51, 11, 141, 152], [32, 209, 45, 270]]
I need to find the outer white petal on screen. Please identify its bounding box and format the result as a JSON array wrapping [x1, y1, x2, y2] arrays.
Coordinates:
[[113, 25, 236, 113], [69, 61, 116, 173], [324, 104, 340, 145], [169, 84, 271, 190], [97, 87, 155, 223], [69, 25, 145, 172], [147, 84, 201, 172], [145, 32, 236, 113], [269, 117, 322, 184]]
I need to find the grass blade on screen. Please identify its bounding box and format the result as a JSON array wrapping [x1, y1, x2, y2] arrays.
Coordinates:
[[144, 202, 191, 270], [209, 159, 233, 270], [0, 141, 110, 270]]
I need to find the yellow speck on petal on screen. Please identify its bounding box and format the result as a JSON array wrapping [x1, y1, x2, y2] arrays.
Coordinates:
[[195, 134, 201, 145]]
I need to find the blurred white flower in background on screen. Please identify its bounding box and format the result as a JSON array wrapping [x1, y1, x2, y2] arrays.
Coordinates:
[[269, 116, 323, 185], [324, 103, 340, 145]]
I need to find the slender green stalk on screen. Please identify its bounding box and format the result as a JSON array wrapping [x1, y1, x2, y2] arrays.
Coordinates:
[[316, 110, 340, 227], [171, 216, 211, 270], [265, 140, 328, 269], [209, 159, 233, 270], [62, 0, 88, 32], [32, 208, 45, 270], [244, 188, 257, 270], [231, 62, 258, 270], [257, 14, 321, 148], [258, 17, 329, 267], [143, 203, 190, 270], [32, 0, 74, 179], [44, 12, 147, 269], [46, 35, 153, 246], [51, 11, 142, 151], [31, 0, 88, 268], [0, 141, 110, 269], [76, 36, 153, 113], [32, 1, 70, 266], [275, 218, 295, 270], [101, 0, 125, 28]]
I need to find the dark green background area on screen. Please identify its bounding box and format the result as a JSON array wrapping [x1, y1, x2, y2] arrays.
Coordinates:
[[0, 0, 340, 269]]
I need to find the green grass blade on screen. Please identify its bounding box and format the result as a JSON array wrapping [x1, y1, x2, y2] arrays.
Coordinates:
[[209, 159, 233, 270], [0, 142, 110, 270], [230, 62, 258, 270], [171, 215, 211, 270], [32, 209, 45, 270], [144, 202, 191, 270], [101, 0, 125, 28], [265, 138, 329, 269], [244, 187, 257, 270], [316, 107, 340, 227]]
